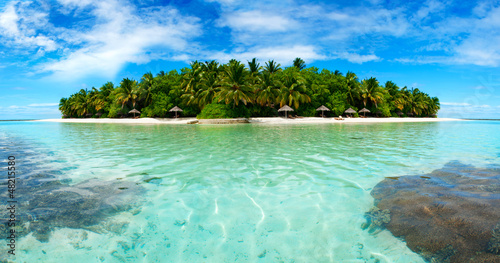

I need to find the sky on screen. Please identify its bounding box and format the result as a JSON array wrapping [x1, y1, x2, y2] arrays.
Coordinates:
[[1, 0, 500, 120]]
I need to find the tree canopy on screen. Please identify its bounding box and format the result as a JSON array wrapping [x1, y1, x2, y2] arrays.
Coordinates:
[[59, 58, 440, 118]]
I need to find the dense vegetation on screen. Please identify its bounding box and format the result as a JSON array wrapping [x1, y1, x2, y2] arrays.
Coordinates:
[[59, 58, 440, 118]]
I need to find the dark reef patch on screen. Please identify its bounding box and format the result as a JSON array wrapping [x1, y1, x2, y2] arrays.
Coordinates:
[[0, 173, 144, 242], [0, 140, 144, 243], [367, 161, 500, 262]]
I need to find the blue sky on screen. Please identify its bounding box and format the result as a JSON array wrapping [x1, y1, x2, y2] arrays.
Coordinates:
[[1, 0, 499, 119]]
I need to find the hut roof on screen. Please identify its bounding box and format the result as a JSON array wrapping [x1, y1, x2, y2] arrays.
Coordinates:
[[169, 106, 183, 112], [344, 108, 356, 114], [278, 105, 294, 112], [316, 105, 330, 111]]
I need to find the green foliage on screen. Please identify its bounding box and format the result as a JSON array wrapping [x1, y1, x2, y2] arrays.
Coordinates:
[[296, 104, 316, 117], [141, 92, 172, 118], [248, 105, 277, 117], [197, 103, 250, 119], [58, 58, 441, 119], [327, 92, 348, 116]]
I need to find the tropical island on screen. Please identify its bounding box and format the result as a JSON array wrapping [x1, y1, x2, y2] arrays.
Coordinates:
[[58, 58, 440, 119]]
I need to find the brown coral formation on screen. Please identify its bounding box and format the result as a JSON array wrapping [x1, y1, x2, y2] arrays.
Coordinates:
[[369, 161, 500, 262]]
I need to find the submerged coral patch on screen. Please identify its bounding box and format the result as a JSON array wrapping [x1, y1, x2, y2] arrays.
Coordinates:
[[0, 171, 144, 243], [369, 161, 500, 262], [361, 207, 390, 234]]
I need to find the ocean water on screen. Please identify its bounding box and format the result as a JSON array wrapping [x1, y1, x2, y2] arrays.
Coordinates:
[[0, 120, 499, 262]]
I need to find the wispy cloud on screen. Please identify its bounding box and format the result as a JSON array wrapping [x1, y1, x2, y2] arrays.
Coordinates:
[[441, 102, 472, 106], [208, 45, 325, 66], [0, 1, 57, 52], [0, 103, 60, 119], [0, 0, 202, 80], [441, 102, 491, 108], [27, 103, 59, 107], [336, 53, 379, 64], [218, 11, 296, 32], [2, 0, 500, 84]]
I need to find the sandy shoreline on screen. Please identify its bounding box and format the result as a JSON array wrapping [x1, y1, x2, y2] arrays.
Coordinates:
[[34, 117, 463, 124]]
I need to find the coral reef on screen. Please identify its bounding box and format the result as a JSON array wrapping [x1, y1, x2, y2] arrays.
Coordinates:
[[0, 172, 144, 242], [361, 207, 390, 233], [369, 161, 500, 262]]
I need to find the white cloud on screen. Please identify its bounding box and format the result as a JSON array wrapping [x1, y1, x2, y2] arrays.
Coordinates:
[[0, 0, 201, 80], [413, 0, 446, 21], [204, 0, 236, 6], [27, 103, 59, 107], [39, 1, 202, 80], [336, 53, 379, 64], [0, 2, 57, 51], [441, 102, 472, 106], [219, 11, 295, 32], [472, 85, 487, 90], [1, 104, 60, 119], [208, 45, 325, 65]]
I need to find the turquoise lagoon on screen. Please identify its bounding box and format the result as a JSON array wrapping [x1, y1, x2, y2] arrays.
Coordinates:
[[1, 120, 499, 262]]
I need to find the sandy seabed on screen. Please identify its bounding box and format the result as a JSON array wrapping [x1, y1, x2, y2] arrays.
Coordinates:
[[35, 117, 462, 125]]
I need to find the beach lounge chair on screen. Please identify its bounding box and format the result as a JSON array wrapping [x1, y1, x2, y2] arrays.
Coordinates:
[[334, 116, 344, 120]]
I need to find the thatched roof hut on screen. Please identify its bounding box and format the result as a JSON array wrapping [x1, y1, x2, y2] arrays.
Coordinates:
[[129, 109, 140, 118], [278, 105, 294, 118], [169, 106, 183, 118], [316, 105, 330, 117]]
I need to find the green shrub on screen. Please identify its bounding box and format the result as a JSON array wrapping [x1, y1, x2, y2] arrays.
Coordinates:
[[248, 105, 277, 117], [296, 105, 316, 117], [197, 103, 250, 119]]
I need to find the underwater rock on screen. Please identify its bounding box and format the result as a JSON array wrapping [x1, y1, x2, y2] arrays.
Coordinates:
[[369, 161, 500, 262], [0, 173, 144, 242]]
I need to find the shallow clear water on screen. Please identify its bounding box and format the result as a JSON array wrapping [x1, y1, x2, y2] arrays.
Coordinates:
[[1, 120, 499, 262]]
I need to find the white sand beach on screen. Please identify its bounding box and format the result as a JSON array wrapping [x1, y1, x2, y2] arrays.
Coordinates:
[[35, 117, 462, 124]]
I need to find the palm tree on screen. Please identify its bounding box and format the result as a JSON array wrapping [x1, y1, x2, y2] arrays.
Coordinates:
[[256, 72, 281, 106], [115, 78, 139, 109], [140, 72, 155, 106], [202, 60, 220, 73], [89, 87, 105, 112], [345, 71, 360, 106], [247, 58, 260, 75], [293, 57, 306, 70], [428, 97, 440, 115], [360, 77, 385, 108], [180, 62, 204, 107], [277, 68, 311, 109], [384, 81, 399, 97], [264, 60, 281, 74], [217, 60, 254, 106], [70, 89, 92, 117], [181, 61, 203, 93], [195, 69, 220, 109], [394, 86, 410, 111], [408, 88, 427, 116], [59, 98, 70, 117]]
